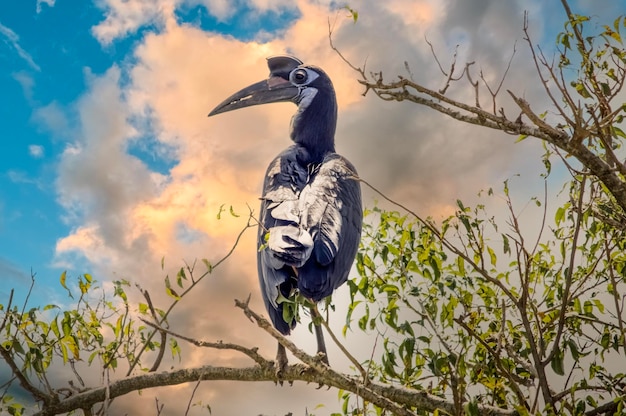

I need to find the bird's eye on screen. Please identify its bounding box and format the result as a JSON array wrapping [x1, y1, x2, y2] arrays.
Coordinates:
[[290, 69, 308, 85]]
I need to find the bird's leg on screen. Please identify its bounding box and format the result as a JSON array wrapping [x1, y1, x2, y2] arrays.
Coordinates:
[[275, 342, 288, 383], [309, 306, 329, 365]]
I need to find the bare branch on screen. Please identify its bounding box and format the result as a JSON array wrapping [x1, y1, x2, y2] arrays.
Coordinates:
[[30, 300, 518, 416], [139, 288, 166, 372], [310, 304, 367, 381], [184, 378, 202, 416], [479, 40, 517, 114], [0, 346, 52, 405], [140, 318, 270, 367], [328, 16, 367, 77]]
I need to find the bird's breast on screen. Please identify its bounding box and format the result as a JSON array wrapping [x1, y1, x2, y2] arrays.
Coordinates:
[[263, 158, 321, 224]]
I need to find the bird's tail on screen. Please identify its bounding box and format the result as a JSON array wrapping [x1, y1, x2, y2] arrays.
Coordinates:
[[266, 225, 314, 269]]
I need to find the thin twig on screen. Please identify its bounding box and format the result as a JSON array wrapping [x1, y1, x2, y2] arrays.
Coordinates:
[[140, 288, 166, 372], [184, 377, 203, 416], [140, 318, 270, 366], [479, 40, 517, 114], [311, 304, 367, 381], [126, 215, 255, 376]]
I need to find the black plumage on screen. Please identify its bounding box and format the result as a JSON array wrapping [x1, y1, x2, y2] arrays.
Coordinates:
[[209, 55, 362, 371]]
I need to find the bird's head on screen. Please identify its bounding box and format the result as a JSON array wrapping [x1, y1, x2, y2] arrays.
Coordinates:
[[208, 55, 337, 158], [208, 55, 334, 116]]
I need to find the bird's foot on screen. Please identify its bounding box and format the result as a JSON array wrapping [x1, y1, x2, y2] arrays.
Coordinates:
[[312, 352, 330, 389], [274, 343, 291, 386], [315, 351, 329, 366], [295, 363, 327, 389]]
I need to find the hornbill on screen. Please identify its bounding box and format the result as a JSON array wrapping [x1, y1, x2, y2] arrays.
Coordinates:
[[208, 55, 362, 375]]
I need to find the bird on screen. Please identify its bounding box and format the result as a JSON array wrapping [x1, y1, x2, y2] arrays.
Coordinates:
[[208, 55, 362, 375]]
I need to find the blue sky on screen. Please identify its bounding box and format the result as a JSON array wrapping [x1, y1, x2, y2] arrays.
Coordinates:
[[1, 2, 121, 276], [0, 2, 112, 299], [0, 0, 624, 414], [0, 0, 301, 305]]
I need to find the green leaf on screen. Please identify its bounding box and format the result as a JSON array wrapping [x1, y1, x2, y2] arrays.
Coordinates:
[[343, 6, 359, 23], [60, 271, 68, 291], [465, 400, 480, 416], [551, 348, 565, 376], [216, 204, 225, 220], [11, 341, 25, 355], [51, 317, 61, 338], [170, 338, 182, 360], [502, 234, 510, 255], [138, 303, 149, 314], [571, 81, 591, 98], [202, 258, 213, 272], [559, 32, 571, 50], [164, 276, 181, 300], [381, 284, 399, 294], [613, 126, 626, 139], [600, 82, 611, 96], [487, 246, 497, 266], [593, 299, 605, 314], [176, 267, 187, 288], [604, 24, 622, 43], [62, 335, 80, 360]]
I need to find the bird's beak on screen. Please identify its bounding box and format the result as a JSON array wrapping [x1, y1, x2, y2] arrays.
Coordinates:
[[208, 76, 299, 117]]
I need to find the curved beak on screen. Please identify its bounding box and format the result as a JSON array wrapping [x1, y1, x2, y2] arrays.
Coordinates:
[[208, 76, 299, 117]]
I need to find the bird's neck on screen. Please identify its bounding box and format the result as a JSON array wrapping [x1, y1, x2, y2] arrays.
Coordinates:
[[290, 90, 337, 162]]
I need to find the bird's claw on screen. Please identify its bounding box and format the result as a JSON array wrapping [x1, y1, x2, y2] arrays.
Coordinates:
[[274, 343, 289, 386], [274, 361, 288, 386], [315, 351, 329, 365], [298, 364, 314, 376]]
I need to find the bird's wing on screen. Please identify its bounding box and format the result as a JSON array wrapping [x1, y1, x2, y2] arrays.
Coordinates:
[[296, 153, 362, 300], [256, 149, 308, 334], [256, 149, 362, 332]]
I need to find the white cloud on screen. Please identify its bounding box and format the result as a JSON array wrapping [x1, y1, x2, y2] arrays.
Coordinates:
[[28, 144, 44, 158], [32, 101, 70, 136], [92, 0, 177, 45], [7, 170, 38, 185], [55, 66, 159, 269], [36, 0, 56, 13], [91, 0, 299, 45], [12, 71, 35, 101], [0, 22, 40, 71]]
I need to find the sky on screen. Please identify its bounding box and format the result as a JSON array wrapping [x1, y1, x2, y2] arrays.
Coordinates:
[[0, 0, 624, 414]]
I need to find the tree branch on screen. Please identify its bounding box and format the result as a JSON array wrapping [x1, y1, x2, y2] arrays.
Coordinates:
[[140, 318, 271, 367], [32, 300, 519, 416]]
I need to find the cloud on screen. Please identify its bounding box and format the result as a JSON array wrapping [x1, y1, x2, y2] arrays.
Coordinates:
[[12, 71, 35, 101], [29, 145, 44, 158], [32, 101, 71, 137], [7, 170, 39, 186], [55, 66, 161, 271], [0, 258, 30, 285], [91, 0, 300, 45], [92, 0, 175, 45], [36, 0, 56, 13], [0, 22, 40, 71]]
